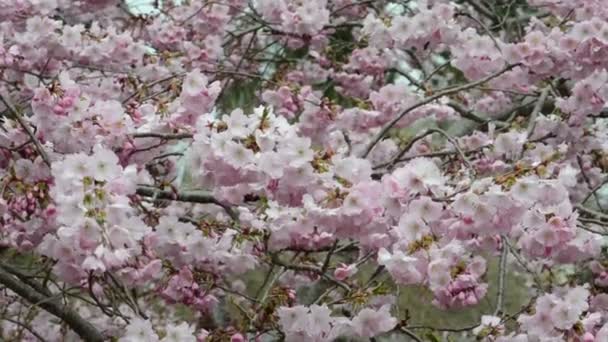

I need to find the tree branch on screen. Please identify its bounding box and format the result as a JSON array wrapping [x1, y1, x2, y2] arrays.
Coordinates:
[[460, 0, 500, 24], [136, 186, 239, 221], [577, 159, 606, 213], [447, 101, 490, 124], [0, 265, 104, 342], [379, 128, 473, 172], [0, 95, 51, 166], [494, 237, 508, 316], [2, 317, 46, 342], [131, 132, 194, 140], [580, 174, 608, 211], [576, 205, 608, 221], [362, 64, 519, 158], [578, 224, 608, 236], [0, 263, 52, 297], [269, 254, 351, 292], [399, 327, 423, 342], [525, 87, 550, 139], [503, 238, 544, 290]]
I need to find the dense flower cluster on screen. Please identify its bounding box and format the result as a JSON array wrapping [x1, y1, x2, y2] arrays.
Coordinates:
[[0, 0, 608, 341]]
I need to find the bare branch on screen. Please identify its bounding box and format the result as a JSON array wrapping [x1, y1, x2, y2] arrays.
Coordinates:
[[136, 186, 239, 221], [576, 205, 608, 221], [379, 128, 473, 172], [131, 132, 194, 140], [362, 64, 519, 158], [0, 265, 104, 342], [461, 0, 500, 24], [578, 224, 608, 236], [399, 327, 423, 342], [447, 101, 490, 124], [269, 254, 351, 292], [406, 323, 479, 333], [577, 157, 605, 211], [0, 95, 51, 166], [494, 237, 508, 316], [525, 87, 550, 139], [2, 317, 46, 342], [580, 174, 608, 210]]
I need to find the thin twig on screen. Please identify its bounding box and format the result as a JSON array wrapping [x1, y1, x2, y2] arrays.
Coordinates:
[[525, 87, 550, 139], [391, 67, 424, 90], [320, 240, 339, 274], [406, 323, 479, 332], [362, 64, 519, 158], [385, 130, 438, 171], [250, 266, 283, 329], [576, 205, 608, 221], [423, 59, 453, 84], [461, 0, 500, 24], [254, 265, 276, 300], [214, 283, 260, 303], [131, 132, 194, 140], [2, 317, 47, 342], [456, 11, 502, 51], [312, 285, 337, 305], [580, 175, 608, 211], [503, 238, 543, 290], [448, 101, 490, 124], [0, 265, 104, 342], [269, 255, 351, 292], [383, 128, 473, 172], [494, 237, 508, 316], [400, 327, 423, 342], [364, 265, 386, 288], [0, 95, 50, 166], [122, 73, 186, 104], [578, 224, 608, 236], [431, 127, 474, 171]]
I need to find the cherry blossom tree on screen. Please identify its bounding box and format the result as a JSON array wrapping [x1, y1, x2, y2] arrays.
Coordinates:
[[1, 0, 608, 341]]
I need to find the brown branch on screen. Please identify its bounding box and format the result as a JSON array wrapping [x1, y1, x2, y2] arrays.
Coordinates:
[[576, 205, 608, 221], [0, 265, 104, 342], [136, 186, 239, 221], [379, 128, 473, 172], [580, 175, 608, 210], [362, 64, 519, 158], [269, 254, 351, 292], [0, 95, 51, 166], [122, 73, 186, 104], [461, 0, 500, 24], [503, 238, 544, 290], [131, 132, 194, 140], [494, 236, 508, 316], [399, 327, 423, 342], [406, 323, 479, 333], [525, 87, 550, 139], [447, 101, 490, 124], [577, 156, 605, 211], [0, 263, 52, 297], [578, 224, 608, 236], [2, 317, 46, 342]]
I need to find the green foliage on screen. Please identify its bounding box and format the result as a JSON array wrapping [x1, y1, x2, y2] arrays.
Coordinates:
[[217, 79, 263, 113], [393, 256, 531, 339]]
